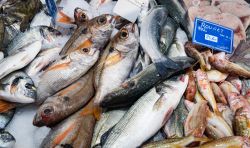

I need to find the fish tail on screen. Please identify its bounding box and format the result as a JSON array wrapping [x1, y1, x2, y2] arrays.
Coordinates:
[[0, 100, 15, 113], [45, 0, 57, 26]]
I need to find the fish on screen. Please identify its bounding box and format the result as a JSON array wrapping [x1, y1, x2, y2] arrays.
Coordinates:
[[33, 70, 94, 127], [137, 0, 156, 28], [185, 42, 208, 71], [219, 81, 240, 100], [211, 82, 227, 104], [0, 109, 15, 129], [60, 14, 115, 55], [218, 103, 234, 128], [91, 109, 126, 147], [203, 13, 246, 48], [163, 97, 188, 138], [227, 76, 242, 93], [6, 26, 62, 56], [199, 136, 250, 148], [45, 0, 57, 25], [102, 75, 188, 148], [0, 130, 15, 148], [201, 50, 213, 71], [184, 71, 196, 102], [100, 56, 195, 109], [196, 69, 219, 114], [0, 41, 42, 79], [206, 70, 228, 82], [24, 47, 62, 86], [158, 0, 192, 39], [41, 100, 96, 148], [142, 136, 210, 148], [212, 0, 248, 6], [183, 0, 211, 9], [242, 79, 250, 96], [234, 105, 250, 137], [0, 71, 36, 104], [74, 7, 91, 26], [184, 100, 208, 137], [159, 17, 179, 56], [30, 8, 52, 27], [209, 52, 250, 78], [36, 45, 100, 104], [93, 23, 139, 106]]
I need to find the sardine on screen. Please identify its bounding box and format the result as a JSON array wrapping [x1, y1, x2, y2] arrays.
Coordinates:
[[206, 70, 228, 82], [0, 130, 15, 148], [102, 75, 188, 148], [33, 70, 94, 127], [0, 41, 42, 79], [0, 71, 36, 103], [41, 100, 96, 148], [93, 23, 139, 105]]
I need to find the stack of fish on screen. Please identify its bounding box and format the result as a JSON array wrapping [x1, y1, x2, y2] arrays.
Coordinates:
[[0, 0, 249, 147]]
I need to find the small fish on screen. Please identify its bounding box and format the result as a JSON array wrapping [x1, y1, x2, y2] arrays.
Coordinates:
[[227, 76, 242, 93], [201, 50, 213, 71], [91, 109, 126, 147], [41, 100, 96, 148], [142, 136, 210, 148], [101, 57, 195, 108], [184, 100, 208, 137], [93, 23, 139, 106], [102, 75, 188, 148], [196, 69, 219, 114], [0, 71, 36, 103], [219, 81, 240, 99], [6, 26, 62, 56], [0, 109, 15, 129], [210, 52, 250, 78], [0, 41, 42, 79], [200, 136, 250, 148], [211, 82, 227, 104], [218, 103, 234, 128], [184, 71, 196, 102], [33, 70, 94, 127], [25, 47, 62, 86], [0, 130, 15, 148], [36, 45, 99, 104], [206, 70, 228, 82], [163, 97, 188, 138]]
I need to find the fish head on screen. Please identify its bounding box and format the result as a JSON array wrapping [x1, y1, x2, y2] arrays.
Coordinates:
[[40, 26, 63, 48], [72, 46, 100, 65], [0, 130, 15, 148], [89, 14, 115, 41], [74, 7, 90, 25], [112, 23, 139, 54]]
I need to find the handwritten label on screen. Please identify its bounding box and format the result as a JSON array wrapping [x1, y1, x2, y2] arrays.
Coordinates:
[[113, 0, 144, 23], [193, 18, 234, 53]]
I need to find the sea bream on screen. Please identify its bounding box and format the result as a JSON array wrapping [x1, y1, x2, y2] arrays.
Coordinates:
[[102, 75, 188, 148]]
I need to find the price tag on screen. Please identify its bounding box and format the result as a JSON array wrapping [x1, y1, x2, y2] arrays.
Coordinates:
[[113, 0, 144, 23], [192, 18, 234, 53]]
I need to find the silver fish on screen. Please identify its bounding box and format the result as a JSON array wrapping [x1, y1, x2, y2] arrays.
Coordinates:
[[0, 130, 15, 148], [0, 71, 36, 103], [103, 75, 188, 148]]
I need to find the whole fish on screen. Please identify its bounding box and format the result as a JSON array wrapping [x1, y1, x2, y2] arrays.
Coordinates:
[[91, 109, 126, 147], [211, 82, 227, 104], [93, 23, 139, 106], [218, 103, 234, 128], [61, 14, 115, 55], [142, 136, 210, 148], [101, 56, 195, 108], [0, 130, 15, 148], [33, 70, 94, 127], [102, 75, 188, 148], [184, 71, 196, 102], [163, 97, 188, 138], [25, 47, 62, 86], [159, 17, 179, 55], [0, 41, 42, 79], [196, 69, 219, 114], [234, 105, 250, 137], [158, 0, 192, 39], [41, 100, 96, 148], [184, 100, 208, 137], [0, 71, 36, 104], [36, 45, 99, 104], [206, 70, 228, 82], [6, 26, 62, 56], [200, 136, 250, 148], [140, 6, 180, 75], [0, 109, 14, 129]]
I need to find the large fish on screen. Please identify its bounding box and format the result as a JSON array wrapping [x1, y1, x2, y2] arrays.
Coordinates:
[[93, 23, 139, 106], [36, 45, 99, 104], [0, 71, 36, 103], [102, 75, 188, 148], [33, 70, 94, 127]]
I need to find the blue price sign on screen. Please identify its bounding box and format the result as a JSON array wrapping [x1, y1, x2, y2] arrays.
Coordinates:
[[192, 18, 234, 53]]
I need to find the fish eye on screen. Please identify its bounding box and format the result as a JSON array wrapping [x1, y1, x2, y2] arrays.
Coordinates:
[[97, 16, 107, 25], [25, 83, 34, 89], [81, 13, 86, 19], [12, 77, 22, 86], [42, 107, 54, 116], [81, 48, 89, 53], [120, 29, 129, 39]]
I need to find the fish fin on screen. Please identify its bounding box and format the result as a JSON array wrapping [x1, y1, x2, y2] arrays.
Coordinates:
[[155, 57, 181, 77], [100, 126, 115, 146], [45, 0, 57, 26], [57, 10, 73, 24], [53, 122, 76, 145], [104, 52, 122, 67], [0, 100, 16, 113], [45, 61, 71, 72]]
